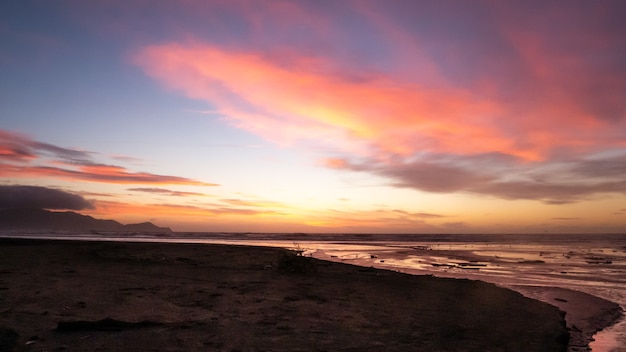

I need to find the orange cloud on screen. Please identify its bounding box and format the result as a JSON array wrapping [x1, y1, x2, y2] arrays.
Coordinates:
[[90, 200, 273, 217], [322, 158, 350, 170], [220, 198, 285, 208], [302, 208, 446, 232], [127, 187, 207, 197], [83, 200, 285, 230]]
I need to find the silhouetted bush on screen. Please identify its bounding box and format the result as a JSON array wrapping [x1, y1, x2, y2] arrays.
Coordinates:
[[276, 243, 316, 274]]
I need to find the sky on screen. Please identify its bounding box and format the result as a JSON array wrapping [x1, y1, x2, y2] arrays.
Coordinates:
[[1, 0, 625, 234]]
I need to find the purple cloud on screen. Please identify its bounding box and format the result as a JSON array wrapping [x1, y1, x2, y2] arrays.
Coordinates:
[[0, 185, 93, 210], [325, 151, 626, 204]]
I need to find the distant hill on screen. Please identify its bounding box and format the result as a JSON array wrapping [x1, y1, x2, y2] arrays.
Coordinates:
[[0, 208, 172, 233]]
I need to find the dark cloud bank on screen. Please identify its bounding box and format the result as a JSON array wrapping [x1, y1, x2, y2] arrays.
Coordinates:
[[0, 185, 93, 210]]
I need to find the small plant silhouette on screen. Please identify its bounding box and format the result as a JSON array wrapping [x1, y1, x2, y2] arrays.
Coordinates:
[[276, 242, 316, 274]]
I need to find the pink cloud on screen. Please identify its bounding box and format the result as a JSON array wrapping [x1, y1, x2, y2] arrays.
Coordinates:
[[0, 163, 215, 186], [133, 43, 519, 157], [134, 39, 624, 162], [130, 1, 626, 203]]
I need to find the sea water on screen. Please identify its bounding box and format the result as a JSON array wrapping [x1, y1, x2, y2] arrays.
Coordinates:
[[3, 232, 625, 351]]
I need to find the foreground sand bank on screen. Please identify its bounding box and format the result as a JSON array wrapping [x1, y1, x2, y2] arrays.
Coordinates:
[[0, 239, 571, 351]]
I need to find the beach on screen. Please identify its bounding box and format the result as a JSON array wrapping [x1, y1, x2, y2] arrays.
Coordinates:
[[0, 238, 573, 351]]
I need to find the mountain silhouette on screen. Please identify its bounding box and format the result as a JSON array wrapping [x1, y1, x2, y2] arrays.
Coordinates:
[[0, 208, 172, 233]]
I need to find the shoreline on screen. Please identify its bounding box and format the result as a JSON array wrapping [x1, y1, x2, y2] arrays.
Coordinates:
[[0, 238, 574, 351], [311, 241, 626, 352], [511, 285, 624, 352]]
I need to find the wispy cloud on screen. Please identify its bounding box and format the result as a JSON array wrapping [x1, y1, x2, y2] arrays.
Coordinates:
[[301, 208, 448, 232], [89, 200, 279, 218], [128, 187, 206, 197], [0, 163, 215, 186], [76, 190, 118, 198], [0, 130, 92, 164], [325, 152, 626, 204], [219, 198, 284, 208], [390, 209, 445, 219], [0, 129, 216, 186], [110, 154, 144, 164]]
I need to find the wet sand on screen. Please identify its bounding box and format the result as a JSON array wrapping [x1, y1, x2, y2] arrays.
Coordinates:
[[309, 243, 625, 352], [512, 286, 624, 352], [0, 238, 572, 351]]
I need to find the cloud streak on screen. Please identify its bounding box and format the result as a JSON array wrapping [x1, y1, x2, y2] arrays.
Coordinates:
[[219, 198, 284, 208], [326, 152, 626, 204], [90, 200, 279, 218], [0, 163, 215, 186], [128, 188, 206, 197], [302, 208, 447, 232], [0, 130, 216, 186], [0, 130, 91, 164]]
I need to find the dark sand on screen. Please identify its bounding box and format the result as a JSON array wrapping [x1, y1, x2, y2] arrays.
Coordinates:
[[0, 239, 572, 351]]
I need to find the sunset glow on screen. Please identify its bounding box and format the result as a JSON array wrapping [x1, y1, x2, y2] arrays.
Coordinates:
[[1, 1, 624, 233]]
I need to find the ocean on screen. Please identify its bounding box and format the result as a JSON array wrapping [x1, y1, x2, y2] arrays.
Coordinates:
[[3, 232, 625, 351]]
